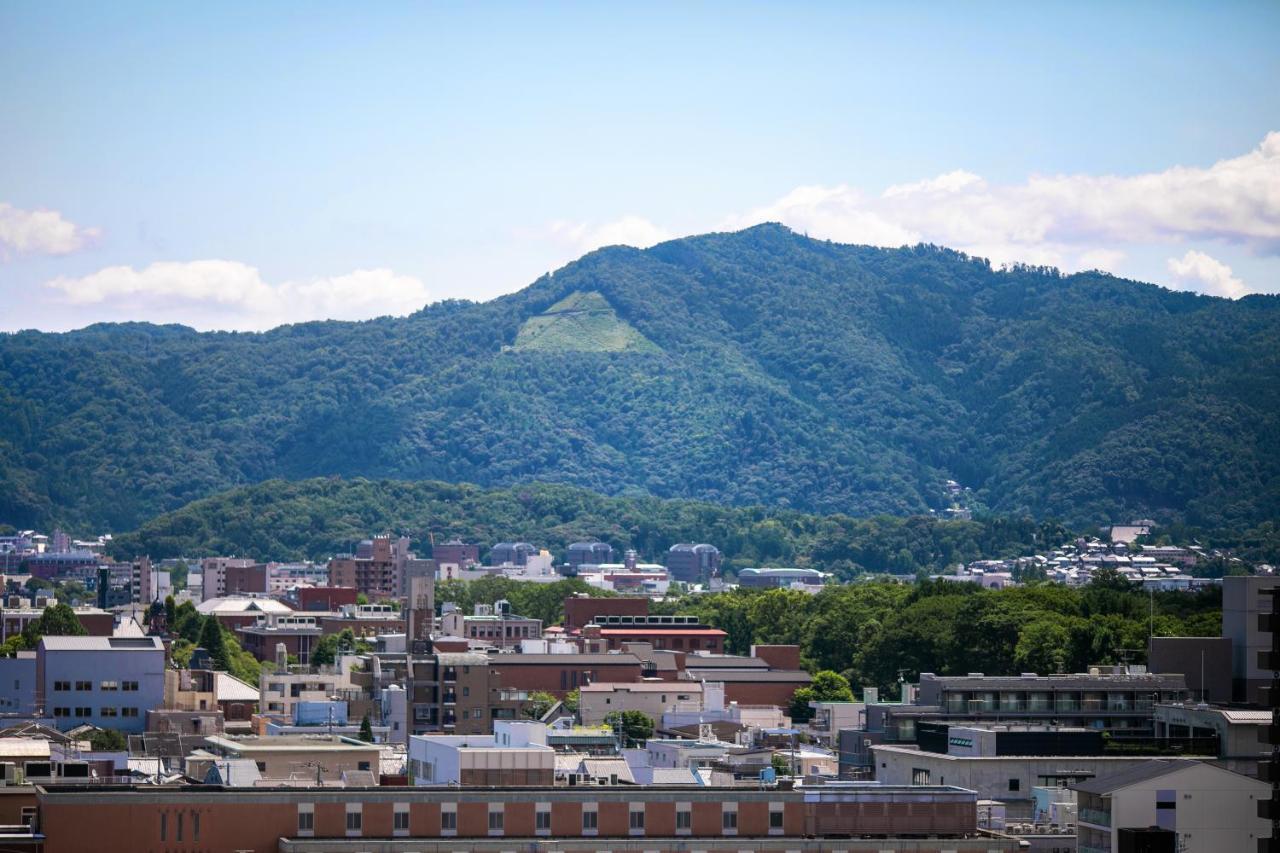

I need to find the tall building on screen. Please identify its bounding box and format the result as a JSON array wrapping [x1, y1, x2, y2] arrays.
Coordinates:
[[665, 543, 721, 582], [1224, 575, 1280, 704], [489, 542, 536, 567], [431, 539, 479, 568], [327, 535, 430, 600], [566, 542, 613, 567]]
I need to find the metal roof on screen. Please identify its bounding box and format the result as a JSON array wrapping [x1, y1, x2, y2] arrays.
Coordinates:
[[40, 636, 163, 651]]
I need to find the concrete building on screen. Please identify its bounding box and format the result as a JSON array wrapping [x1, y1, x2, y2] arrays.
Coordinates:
[[1224, 574, 1279, 703], [1147, 636, 1233, 703], [327, 535, 430, 600], [737, 567, 826, 589], [238, 614, 323, 664], [36, 636, 165, 733], [410, 720, 555, 786], [431, 540, 480, 570], [196, 595, 293, 632], [0, 653, 37, 716], [578, 681, 703, 726], [259, 665, 357, 719], [915, 668, 1190, 735], [665, 543, 722, 581], [441, 602, 542, 649], [1154, 701, 1270, 777], [200, 557, 259, 602], [1074, 758, 1268, 853], [1, 601, 114, 642], [34, 782, 1018, 853], [188, 734, 380, 784], [566, 542, 613, 568], [489, 542, 537, 567]]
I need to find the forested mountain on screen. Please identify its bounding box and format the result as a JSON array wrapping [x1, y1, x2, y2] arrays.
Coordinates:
[[106, 476, 1068, 574], [3, 224, 1278, 530]]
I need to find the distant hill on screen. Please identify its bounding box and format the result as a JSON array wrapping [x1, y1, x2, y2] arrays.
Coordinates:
[[3, 224, 1278, 530], [106, 476, 1064, 576]]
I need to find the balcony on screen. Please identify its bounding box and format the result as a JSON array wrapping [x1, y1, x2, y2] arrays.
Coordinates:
[[1078, 807, 1111, 827]]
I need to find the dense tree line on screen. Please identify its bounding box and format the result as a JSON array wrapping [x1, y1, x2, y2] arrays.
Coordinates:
[[652, 571, 1222, 693], [3, 225, 1276, 533], [107, 477, 1074, 578]]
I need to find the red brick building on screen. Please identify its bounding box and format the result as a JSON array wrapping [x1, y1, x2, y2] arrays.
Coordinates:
[[487, 653, 644, 697], [562, 594, 650, 632], [581, 615, 727, 654], [294, 586, 358, 612], [33, 783, 1008, 853]]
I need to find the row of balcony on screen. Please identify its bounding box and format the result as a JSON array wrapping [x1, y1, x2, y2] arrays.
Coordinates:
[[944, 696, 1169, 713]]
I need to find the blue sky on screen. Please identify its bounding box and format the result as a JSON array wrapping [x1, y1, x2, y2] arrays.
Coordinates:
[[2, 1, 1278, 330]]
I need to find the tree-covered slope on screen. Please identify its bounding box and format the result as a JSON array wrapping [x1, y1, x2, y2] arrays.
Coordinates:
[[106, 476, 1067, 576], [3, 224, 1277, 530]]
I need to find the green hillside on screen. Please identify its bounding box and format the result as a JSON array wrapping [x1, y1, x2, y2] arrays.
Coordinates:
[[513, 290, 659, 352], [2, 224, 1278, 531]]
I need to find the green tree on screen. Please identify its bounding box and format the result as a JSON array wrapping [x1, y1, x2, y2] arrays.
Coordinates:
[[562, 688, 580, 716], [604, 710, 654, 748], [164, 595, 177, 631], [358, 713, 374, 743], [789, 670, 854, 722], [88, 728, 127, 751], [522, 691, 558, 720], [21, 602, 88, 647], [198, 616, 231, 671]]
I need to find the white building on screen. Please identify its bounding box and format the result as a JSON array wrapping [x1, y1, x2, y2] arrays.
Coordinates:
[[1074, 758, 1267, 853], [409, 720, 555, 786], [578, 681, 704, 726]]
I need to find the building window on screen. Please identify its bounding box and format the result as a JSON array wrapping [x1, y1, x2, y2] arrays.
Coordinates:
[[536, 809, 551, 831], [394, 809, 409, 831], [160, 812, 166, 841], [723, 809, 738, 831], [912, 767, 931, 785], [441, 809, 457, 832], [488, 809, 504, 833], [100, 706, 117, 717], [298, 811, 314, 833], [346, 808, 362, 834], [176, 812, 183, 842], [122, 707, 139, 718], [192, 811, 200, 840], [75, 706, 91, 717], [630, 809, 645, 831], [75, 680, 92, 691], [123, 681, 139, 691], [53, 681, 70, 692], [53, 707, 69, 717], [1008, 778, 1021, 792], [100, 680, 119, 691], [676, 809, 691, 830], [770, 808, 784, 830], [583, 808, 598, 831]]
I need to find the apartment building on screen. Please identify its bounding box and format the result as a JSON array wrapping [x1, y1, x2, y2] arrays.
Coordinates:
[[441, 602, 542, 648], [410, 720, 555, 785], [581, 614, 727, 653], [578, 681, 703, 725], [327, 535, 433, 600], [35, 636, 165, 733], [1224, 574, 1279, 703]]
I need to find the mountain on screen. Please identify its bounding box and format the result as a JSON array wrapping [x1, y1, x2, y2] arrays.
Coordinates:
[[3, 224, 1278, 531], [105, 476, 1065, 575]]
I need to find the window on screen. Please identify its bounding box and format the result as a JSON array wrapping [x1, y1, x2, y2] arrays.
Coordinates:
[[298, 811, 314, 832], [770, 809, 784, 829], [100, 680, 119, 691], [630, 809, 645, 831], [100, 706, 118, 717], [357, 761, 371, 771], [255, 761, 266, 771], [192, 812, 199, 841], [676, 810, 691, 830], [53, 680, 70, 692], [75, 680, 92, 691], [176, 812, 183, 842], [53, 707, 70, 717], [346, 809, 362, 832], [122, 707, 139, 718], [75, 706, 91, 717], [160, 812, 166, 841], [912, 767, 931, 785], [123, 681, 139, 692], [723, 809, 738, 830], [462, 686, 470, 697], [583, 809, 598, 830], [394, 809, 409, 831], [488, 810, 504, 832], [536, 809, 551, 831], [441, 810, 457, 831], [1008, 778, 1021, 792]]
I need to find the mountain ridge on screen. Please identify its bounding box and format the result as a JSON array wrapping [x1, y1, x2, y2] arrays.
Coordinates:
[[3, 224, 1277, 530]]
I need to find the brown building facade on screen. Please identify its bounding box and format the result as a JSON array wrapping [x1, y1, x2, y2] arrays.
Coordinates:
[[563, 594, 650, 632], [34, 783, 1011, 853]]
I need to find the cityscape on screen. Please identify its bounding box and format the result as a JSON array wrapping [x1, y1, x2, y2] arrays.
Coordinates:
[[2, 3, 1279, 853]]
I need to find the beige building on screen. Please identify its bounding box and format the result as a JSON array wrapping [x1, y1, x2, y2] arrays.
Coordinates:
[[189, 734, 380, 784], [1074, 758, 1268, 853], [579, 681, 704, 725]]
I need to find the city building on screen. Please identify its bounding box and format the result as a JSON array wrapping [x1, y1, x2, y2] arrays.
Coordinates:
[[578, 681, 704, 725], [1154, 701, 1270, 777], [1224, 574, 1278, 703], [36, 636, 165, 733], [665, 543, 722, 582], [327, 535, 431, 600], [409, 720, 555, 785], [200, 557, 259, 602], [196, 595, 294, 632], [566, 541, 613, 568], [736, 567, 826, 589], [441, 602, 542, 649], [562, 593, 650, 633], [187, 734, 380, 784], [293, 586, 358, 612], [1074, 758, 1268, 853], [238, 614, 324, 664], [33, 781, 1019, 852], [431, 540, 480, 569], [581, 614, 727, 653], [1147, 636, 1233, 703], [1, 600, 114, 642]]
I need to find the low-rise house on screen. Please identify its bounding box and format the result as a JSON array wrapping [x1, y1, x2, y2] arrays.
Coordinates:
[[579, 681, 703, 725]]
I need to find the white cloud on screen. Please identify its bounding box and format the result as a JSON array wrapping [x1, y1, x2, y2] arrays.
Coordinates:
[[46, 261, 429, 331], [721, 131, 1280, 290], [0, 202, 99, 257], [548, 215, 672, 254], [1166, 250, 1247, 299]]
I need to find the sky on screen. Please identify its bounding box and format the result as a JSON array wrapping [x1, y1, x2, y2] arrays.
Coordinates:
[[2, 1, 1278, 332]]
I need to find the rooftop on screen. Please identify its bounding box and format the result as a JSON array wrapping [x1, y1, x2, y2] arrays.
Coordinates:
[[204, 735, 376, 754], [39, 636, 163, 652]]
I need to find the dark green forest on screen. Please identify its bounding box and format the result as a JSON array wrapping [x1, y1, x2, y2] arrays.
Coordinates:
[[107, 476, 1074, 576], [4, 224, 1278, 531]]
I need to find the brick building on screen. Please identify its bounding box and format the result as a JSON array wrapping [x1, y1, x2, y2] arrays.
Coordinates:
[[488, 653, 644, 698], [33, 782, 1014, 853], [327, 535, 432, 600], [563, 594, 649, 632], [294, 586, 358, 612], [581, 615, 727, 653]]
